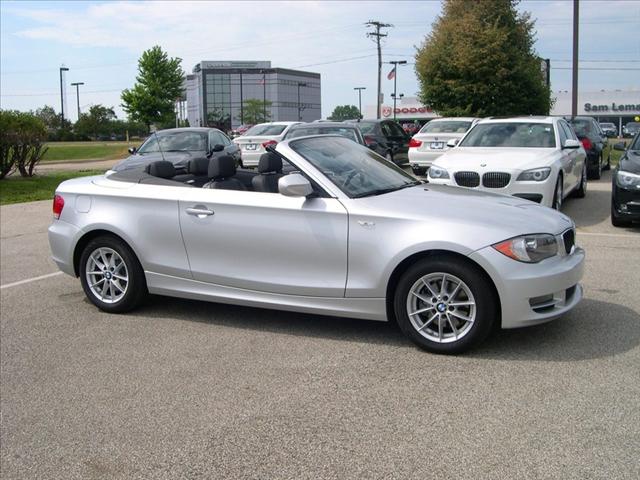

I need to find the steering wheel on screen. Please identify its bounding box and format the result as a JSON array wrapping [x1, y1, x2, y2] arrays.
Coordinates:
[[343, 169, 366, 189]]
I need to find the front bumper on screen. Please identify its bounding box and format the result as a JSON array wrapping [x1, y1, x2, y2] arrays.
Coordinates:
[[469, 244, 585, 329], [612, 182, 640, 221]]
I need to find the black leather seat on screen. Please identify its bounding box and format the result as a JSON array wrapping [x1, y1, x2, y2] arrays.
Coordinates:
[[145, 160, 176, 179], [251, 152, 284, 193], [173, 157, 210, 187], [203, 155, 246, 190]]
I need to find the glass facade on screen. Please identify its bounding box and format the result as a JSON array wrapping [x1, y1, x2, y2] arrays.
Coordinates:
[[204, 73, 232, 131]]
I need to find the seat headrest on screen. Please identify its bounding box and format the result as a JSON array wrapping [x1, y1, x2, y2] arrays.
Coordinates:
[[258, 152, 283, 174], [209, 155, 236, 180], [145, 160, 175, 179], [188, 157, 209, 175]]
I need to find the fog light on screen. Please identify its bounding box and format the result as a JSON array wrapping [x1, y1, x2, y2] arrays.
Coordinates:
[[620, 203, 628, 212]]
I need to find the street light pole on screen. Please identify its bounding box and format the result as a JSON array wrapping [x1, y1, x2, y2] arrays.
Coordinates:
[[388, 60, 407, 121], [59, 66, 69, 124], [297, 82, 307, 121], [354, 87, 366, 119], [70, 82, 84, 120]]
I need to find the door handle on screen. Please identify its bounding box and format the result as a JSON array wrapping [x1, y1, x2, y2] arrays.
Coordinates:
[[186, 206, 214, 217]]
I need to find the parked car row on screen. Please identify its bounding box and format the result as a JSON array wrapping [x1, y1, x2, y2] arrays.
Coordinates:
[[611, 133, 640, 227]]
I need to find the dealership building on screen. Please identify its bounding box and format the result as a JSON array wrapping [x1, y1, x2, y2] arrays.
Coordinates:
[[186, 61, 321, 130], [364, 90, 639, 133]]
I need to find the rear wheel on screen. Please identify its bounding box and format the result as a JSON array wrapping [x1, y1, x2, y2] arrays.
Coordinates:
[[604, 151, 611, 171], [590, 154, 602, 180], [393, 257, 497, 354], [79, 235, 147, 313]]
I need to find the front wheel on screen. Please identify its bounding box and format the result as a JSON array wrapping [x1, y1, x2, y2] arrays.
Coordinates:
[[393, 257, 497, 354], [79, 235, 147, 313], [552, 175, 563, 210], [573, 163, 587, 198]]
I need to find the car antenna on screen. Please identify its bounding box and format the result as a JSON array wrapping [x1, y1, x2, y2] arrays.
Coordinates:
[[153, 130, 168, 163]]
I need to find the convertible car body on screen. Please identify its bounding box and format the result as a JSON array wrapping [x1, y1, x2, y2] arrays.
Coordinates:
[[49, 136, 584, 353]]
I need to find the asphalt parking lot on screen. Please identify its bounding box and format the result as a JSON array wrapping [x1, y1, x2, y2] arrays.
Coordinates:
[[1, 170, 638, 479]]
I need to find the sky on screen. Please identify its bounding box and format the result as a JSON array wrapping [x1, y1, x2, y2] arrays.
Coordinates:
[[1, 0, 639, 122]]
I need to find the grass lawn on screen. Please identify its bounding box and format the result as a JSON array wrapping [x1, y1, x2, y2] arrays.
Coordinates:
[[41, 141, 135, 162], [0, 170, 103, 205]]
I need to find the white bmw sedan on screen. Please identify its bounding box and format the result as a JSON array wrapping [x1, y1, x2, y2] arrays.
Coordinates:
[[233, 121, 301, 167], [428, 117, 587, 210], [408, 117, 479, 175]]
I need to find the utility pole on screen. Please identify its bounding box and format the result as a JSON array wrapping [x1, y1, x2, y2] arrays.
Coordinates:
[[571, 0, 579, 117], [297, 82, 307, 121], [354, 87, 366, 119], [59, 66, 69, 124], [387, 60, 407, 120], [239, 71, 244, 125], [366, 20, 393, 119], [70, 82, 84, 120]]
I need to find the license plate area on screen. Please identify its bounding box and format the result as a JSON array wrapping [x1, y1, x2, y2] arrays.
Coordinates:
[[430, 142, 444, 149], [244, 144, 258, 151]]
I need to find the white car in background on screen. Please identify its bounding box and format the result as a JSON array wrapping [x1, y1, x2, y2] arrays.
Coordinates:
[[428, 117, 587, 210], [409, 117, 479, 175], [233, 122, 301, 167]]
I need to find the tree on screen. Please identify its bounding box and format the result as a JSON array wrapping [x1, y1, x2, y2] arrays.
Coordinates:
[[0, 110, 48, 179], [415, 0, 551, 117], [74, 105, 116, 140], [328, 105, 361, 121], [236, 99, 272, 125], [121, 46, 184, 130], [207, 108, 231, 131]]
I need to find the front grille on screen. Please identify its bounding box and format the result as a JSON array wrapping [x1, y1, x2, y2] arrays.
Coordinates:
[[454, 171, 480, 187], [482, 172, 511, 188], [562, 229, 575, 254]]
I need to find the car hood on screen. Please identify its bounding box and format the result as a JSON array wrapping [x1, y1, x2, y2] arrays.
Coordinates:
[[352, 184, 574, 248], [112, 151, 200, 171], [433, 147, 557, 171], [619, 150, 640, 174]]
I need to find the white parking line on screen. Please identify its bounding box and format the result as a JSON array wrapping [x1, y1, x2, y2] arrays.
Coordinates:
[[577, 231, 639, 239], [0, 271, 63, 290]]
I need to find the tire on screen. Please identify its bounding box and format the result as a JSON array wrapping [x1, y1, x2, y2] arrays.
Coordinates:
[[552, 175, 563, 210], [611, 204, 631, 228], [604, 152, 611, 171], [573, 163, 587, 198], [393, 256, 497, 354], [590, 154, 602, 180], [79, 235, 147, 313]]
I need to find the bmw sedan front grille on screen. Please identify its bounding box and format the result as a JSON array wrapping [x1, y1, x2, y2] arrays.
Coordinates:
[[482, 172, 511, 188], [562, 229, 575, 255], [454, 171, 480, 187]]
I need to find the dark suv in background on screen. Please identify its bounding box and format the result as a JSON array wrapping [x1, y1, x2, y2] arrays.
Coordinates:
[[566, 116, 610, 179], [345, 119, 411, 165]]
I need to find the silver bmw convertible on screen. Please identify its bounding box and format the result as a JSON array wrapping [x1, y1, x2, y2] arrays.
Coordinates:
[[48, 136, 584, 354]]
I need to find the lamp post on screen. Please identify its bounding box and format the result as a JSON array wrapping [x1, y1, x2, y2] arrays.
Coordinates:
[[388, 60, 407, 120], [59, 66, 69, 124], [354, 87, 366, 119], [297, 82, 307, 121], [70, 82, 84, 120]]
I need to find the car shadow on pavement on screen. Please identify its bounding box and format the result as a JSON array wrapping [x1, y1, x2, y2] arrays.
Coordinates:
[[562, 172, 613, 228], [472, 298, 640, 361], [134, 295, 411, 348]]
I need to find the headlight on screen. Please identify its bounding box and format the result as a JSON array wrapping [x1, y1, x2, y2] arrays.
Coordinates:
[[428, 165, 450, 179], [616, 170, 640, 188], [492, 234, 558, 263], [516, 167, 551, 182]]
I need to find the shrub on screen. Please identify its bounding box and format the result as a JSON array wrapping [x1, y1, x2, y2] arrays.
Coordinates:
[[0, 110, 49, 179]]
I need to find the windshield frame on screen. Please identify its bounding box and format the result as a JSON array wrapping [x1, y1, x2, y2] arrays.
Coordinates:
[[287, 135, 420, 199]]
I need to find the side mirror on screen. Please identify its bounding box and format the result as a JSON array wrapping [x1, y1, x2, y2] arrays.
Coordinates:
[[279, 173, 313, 197], [563, 139, 581, 149], [614, 142, 626, 151], [446, 138, 459, 148], [128, 147, 137, 154], [210, 144, 225, 154]]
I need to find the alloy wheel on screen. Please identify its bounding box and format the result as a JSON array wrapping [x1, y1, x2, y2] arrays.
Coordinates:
[[85, 247, 129, 304], [406, 272, 476, 344]]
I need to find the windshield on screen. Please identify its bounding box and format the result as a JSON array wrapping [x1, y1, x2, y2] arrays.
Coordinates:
[[286, 127, 359, 143], [460, 122, 556, 148], [138, 131, 208, 153], [630, 133, 640, 150], [420, 120, 472, 134], [600, 123, 615, 128], [626, 122, 640, 131], [245, 124, 287, 136], [568, 119, 592, 136], [289, 136, 419, 198]]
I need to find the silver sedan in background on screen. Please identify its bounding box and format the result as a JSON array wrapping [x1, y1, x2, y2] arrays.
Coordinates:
[[49, 136, 584, 354]]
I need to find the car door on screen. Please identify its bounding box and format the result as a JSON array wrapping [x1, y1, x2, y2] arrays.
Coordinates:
[[177, 187, 349, 297], [382, 121, 409, 163]]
